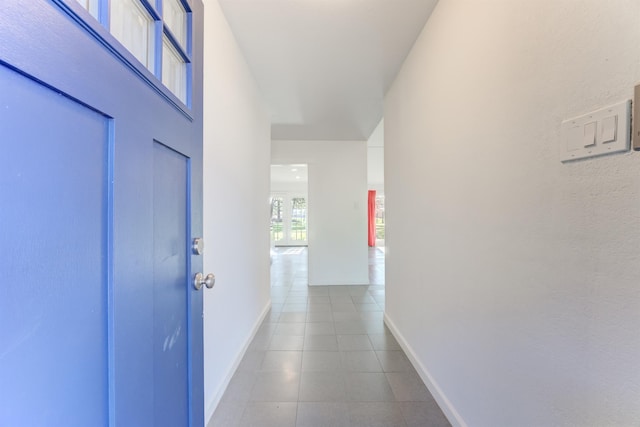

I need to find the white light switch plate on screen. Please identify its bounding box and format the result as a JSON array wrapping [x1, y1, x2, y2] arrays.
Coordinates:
[[560, 100, 631, 162]]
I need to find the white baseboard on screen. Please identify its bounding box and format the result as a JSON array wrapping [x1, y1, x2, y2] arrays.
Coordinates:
[[205, 301, 272, 423], [383, 313, 468, 427]]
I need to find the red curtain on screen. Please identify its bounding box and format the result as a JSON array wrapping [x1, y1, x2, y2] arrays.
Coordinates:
[[368, 190, 376, 247]]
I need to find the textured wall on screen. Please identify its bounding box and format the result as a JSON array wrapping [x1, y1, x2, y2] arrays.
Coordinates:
[[202, 0, 271, 420], [384, 1, 640, 426]]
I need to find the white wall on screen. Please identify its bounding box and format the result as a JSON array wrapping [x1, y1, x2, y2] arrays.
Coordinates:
[[271, 180, 308, 194], [202, 0, 271, 421], [367, 119, 384, 193], [384, 1, 640, 426], [272, 140, 369, 285]]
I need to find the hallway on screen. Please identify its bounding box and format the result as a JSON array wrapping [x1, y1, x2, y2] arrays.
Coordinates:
[[209, 248, 450, 427]]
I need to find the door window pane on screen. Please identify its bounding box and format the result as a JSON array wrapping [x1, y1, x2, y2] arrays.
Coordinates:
[[290, 197, 307, 242], [162, 37, 187, 103], [164, 0, 187, 48], [76, 0, 99, 19], [110, 0, 155, 71], [270, 197, 284, 243]]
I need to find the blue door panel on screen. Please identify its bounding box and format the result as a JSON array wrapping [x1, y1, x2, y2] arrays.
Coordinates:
[[153, 141, 189, 427], [0, 64, 109, 426], [0, 0, 204, 425]]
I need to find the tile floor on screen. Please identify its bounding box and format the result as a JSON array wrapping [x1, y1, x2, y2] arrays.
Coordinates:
[[208, 247, 451, 427]]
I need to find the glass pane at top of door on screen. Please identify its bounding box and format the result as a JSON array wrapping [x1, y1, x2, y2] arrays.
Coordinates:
[[162, 36, 187, 103], [290, 197, 307, 242], [163, 0, 187, 48], [110, 0, 156, 72], [270, 197, 284, 243]]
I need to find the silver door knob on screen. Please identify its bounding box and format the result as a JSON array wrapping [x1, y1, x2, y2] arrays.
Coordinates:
[[204, 273, 216, 289], [194, 272, 205, 290], [194, 272, 216, 290]]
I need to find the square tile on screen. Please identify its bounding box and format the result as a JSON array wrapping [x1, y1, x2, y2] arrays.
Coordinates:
[[308, 303, 332, 312], [301, 351, 343, 372], [279, 312, 307, 323], [295, 402, 350, 427], [328, 287, 352, 296], [269, 335, 304, 351], [399, 401, 451, 427], [267, 311, 282, 322], [368, 333, 401, 350], [347, 286, 369, 296], [356, 303, 381, 312], [330, 296, 353, 304], [351, 295, 376, 304], [334, 321, 367, 335], [385, 372, 432, 401], [237, 351, 266, 372], [347, 402, 406, 427], [258, 322, 278, 334], [362, 320, 389, 334], [359, 311, 384, 321], [307, 296, 330, 304], [208, 399, 245, 427], [303, 334, 338, 351], [299, 372, 346, 401], [345, 373, 395, 401], [373, 295, 385, 304], [260, 351, 302, 372], [337, 335, 373, 351], [248, 331, 273, 351], [332, 312, 361, 322], [306, 311, 334, 323], [282, 303, 307, 312], [221, 371, 257, 402], [270, 303, 284, 313], [238, 402, 297, 427], [341, 351, 383, 373], [285, 296, 308, 304], [375, 351, 414, 373], [307, 287, 330, 296], [331, 303, 357, 313], [305, 322, 335, 336], [250, 372, 300, 402], [274, 323, 306, 336]]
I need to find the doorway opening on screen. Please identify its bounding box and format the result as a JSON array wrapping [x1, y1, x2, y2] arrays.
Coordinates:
[[270, 164, 308, 247]]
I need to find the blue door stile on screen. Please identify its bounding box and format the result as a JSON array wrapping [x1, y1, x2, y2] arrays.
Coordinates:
[[0, 1, 204, 425]]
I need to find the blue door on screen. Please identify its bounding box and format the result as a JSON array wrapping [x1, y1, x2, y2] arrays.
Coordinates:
[[0, 1, 204, 425]]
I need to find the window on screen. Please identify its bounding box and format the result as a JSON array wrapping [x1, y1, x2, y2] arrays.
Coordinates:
[[163, 0, 187, 48], [110, 0, 155, 72], [75, 0, 192, 106], [270, 197, 284, 243], [290, 197, 307, 242], [162, 36, 187, 103]]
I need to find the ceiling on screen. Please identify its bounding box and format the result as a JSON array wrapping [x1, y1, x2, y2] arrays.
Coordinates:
[[218, 0, 439, 141]]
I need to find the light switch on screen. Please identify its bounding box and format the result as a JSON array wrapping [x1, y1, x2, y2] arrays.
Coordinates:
[[583, 122, 597, 147], [560, 99, 631, 162], [601, 115, 617, 143], [566, 125, 582, 151]]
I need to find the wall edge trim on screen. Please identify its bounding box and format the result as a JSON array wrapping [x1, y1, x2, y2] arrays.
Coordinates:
[[384, 312, 468, 427], [205, 300, 272, 422]]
